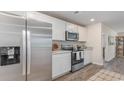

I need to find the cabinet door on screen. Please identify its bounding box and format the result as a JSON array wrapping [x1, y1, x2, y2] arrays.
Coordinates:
[[66, 22, 73, 32], [66, 22, 78, 33], [52, 18, 66, 40], [52, 54, 63, 78], [84, 50, 92, 65], [61, 53, 71, 74], [52, 53, 71, 79], [78, 26, 87, 41], [73, 24, 78, 33]]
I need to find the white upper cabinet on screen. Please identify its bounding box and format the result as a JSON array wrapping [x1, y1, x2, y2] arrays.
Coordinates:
[[52, 18, 66, 40], [36, 12, 88, 41], [66, 22, 78, 33], [78, 26, 87, 41]]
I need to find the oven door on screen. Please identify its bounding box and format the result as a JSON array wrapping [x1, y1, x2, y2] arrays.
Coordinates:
[[71, 52, 84, 65], [71, 51, 84, 72], [66, 31, 79, 41]]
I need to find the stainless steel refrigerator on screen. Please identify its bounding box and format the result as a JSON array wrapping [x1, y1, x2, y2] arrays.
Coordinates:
[[0, 11, 52, 81]]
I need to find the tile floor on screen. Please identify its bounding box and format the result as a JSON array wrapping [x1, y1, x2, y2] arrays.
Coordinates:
[[104, 57, 124, 75], [55, 64, 103, 81], [88, 69, 124, 81]]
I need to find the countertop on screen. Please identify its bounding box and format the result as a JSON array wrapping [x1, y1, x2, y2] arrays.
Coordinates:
[[52, 47, 93, 55], [52, 50, 72, 55], [83, 47, 93, 50]]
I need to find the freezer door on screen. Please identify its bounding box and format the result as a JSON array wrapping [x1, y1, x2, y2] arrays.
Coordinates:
[[27, 12, 52, 81], [0, 12, 26, 81]]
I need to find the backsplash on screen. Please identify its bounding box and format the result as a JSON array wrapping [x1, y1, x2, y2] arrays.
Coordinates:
[[52, 40, 86, 50]]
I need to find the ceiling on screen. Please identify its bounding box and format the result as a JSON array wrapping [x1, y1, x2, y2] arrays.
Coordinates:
[[41, 11, 124, 33]]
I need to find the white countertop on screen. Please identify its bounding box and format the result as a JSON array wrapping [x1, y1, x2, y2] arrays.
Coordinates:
[[52, 50, 72, 55], [83, 47, 93, 50], [52, 47, 93, 55]]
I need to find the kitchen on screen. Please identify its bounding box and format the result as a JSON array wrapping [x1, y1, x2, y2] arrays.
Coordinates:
[[0, 0, 124, 93], [0, 11, 94, 81], [0, 11, 124, 81], [51, 17, 93, 80], [38, 11, 124, 81], [1, 1, 124, 93]]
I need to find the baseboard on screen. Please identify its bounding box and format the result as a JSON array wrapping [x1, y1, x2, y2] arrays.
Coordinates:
[[52, 71, 71, 80]]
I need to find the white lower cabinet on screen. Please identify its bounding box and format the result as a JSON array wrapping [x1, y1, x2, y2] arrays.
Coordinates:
[[84, 50, 92, 65], [52, 52, 71, 79]]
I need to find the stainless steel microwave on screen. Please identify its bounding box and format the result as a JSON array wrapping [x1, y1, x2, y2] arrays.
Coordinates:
[[65, 31, 79, 41]]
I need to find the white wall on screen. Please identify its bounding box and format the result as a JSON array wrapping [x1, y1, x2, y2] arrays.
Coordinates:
[[102, 24, 117, 62], [86, 23, 103, 65]]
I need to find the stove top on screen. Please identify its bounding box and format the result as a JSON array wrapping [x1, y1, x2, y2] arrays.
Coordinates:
[[61, 49, 84, 52], [61, 45, 85, 52]]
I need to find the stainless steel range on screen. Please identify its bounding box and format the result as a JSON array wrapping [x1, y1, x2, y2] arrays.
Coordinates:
[[61, 45, 84, 72], [71, 50, 84, 72]]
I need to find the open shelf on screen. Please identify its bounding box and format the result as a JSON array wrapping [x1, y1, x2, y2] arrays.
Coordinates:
[[116, 36, 124, 57]]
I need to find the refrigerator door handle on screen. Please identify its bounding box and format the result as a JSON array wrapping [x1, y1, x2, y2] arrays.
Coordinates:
[[22, 30, 26, 75], [27, 30, 31, 75]]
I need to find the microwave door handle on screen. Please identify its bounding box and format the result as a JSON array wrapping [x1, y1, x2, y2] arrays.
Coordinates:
[[27, 30, 31, 75], [22, 30, 26, 75]]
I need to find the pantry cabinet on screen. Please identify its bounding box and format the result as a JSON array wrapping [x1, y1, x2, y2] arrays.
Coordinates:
[[78, 26, 87, 41]]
